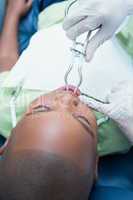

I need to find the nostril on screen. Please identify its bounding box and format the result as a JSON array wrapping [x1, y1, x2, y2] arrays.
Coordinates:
[[73, 100, 79, 107], [60, 95, 79, 107]]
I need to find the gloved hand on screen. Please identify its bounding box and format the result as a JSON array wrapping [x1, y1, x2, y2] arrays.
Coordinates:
[[63, 0, 133, 61], [86, 81, 133, 143]]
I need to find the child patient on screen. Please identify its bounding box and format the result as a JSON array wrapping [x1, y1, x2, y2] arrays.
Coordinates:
[[0, 0, 132, 199], [0, 1, 98, 199], [0, 87, 98, 200]]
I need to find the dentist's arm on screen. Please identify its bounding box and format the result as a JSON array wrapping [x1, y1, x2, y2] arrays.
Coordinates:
[[86, 81, 133, 143], [63, 0, 133, 62]]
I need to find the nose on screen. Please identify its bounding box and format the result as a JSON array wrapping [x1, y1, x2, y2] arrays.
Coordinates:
[[59, 94, 79, 108]]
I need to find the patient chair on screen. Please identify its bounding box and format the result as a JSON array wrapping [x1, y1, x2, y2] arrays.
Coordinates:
[[90, 148, 133, 200]]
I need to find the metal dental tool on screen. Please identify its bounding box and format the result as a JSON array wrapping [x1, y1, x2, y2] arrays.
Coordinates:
[[81, 92, 109, 104], [64, 40, 85, 93], [64, 1, 102, 94], [64, 31, 93, 93], [64, 1, 89, 93]]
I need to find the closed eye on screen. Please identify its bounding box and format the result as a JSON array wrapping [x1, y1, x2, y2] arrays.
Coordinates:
[[28, 105, 94, 137], [33, 105, 52, 113], [73, 115, 94, 137]]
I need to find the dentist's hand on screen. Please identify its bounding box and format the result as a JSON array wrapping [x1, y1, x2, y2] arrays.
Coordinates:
[[87, 81, 133, 143], [63, 0, 133, 61]]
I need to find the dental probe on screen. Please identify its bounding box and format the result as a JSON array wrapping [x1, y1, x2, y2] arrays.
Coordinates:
[[81, 92, 109, 104]]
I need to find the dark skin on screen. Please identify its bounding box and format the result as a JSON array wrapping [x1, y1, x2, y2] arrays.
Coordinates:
[[7, 87, 98, 173], [0, 0, 32, 71], [0, 0, 98, 191]]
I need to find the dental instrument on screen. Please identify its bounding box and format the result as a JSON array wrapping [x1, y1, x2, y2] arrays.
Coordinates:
[[81, 92, 109, 104], [64, 2, 103, 93], [64, 39, 86, 93], [80, 92, 109, 126], [64, 1, 89, 93], [64, 30, 101, 95]]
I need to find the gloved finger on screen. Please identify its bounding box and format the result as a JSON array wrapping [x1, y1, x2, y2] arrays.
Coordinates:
[[63, 10, 88, 30], [85, 27, 112, 62], [111, 80, 129, 93], [66, 15, 101, 40], [66, 18, 91, 40], [104, 91, 112, 103]]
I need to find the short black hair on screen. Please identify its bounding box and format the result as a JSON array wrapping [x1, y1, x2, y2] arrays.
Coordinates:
[[0, 150, 93, 200]]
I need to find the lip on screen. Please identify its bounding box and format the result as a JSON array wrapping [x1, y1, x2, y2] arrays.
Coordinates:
[[58, 85, 81, 96]]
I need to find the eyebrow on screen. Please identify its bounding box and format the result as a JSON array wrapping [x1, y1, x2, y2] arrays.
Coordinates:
[[72, 115, 94, 138], [28, 106, 94, 137]]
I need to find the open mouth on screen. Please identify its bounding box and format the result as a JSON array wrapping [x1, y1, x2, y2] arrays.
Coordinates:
[[58, 85, 81, 96]]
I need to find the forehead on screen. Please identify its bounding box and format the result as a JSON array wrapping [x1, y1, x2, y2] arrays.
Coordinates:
[[24, 111, 92, 134], [12, 112, 97, 163]]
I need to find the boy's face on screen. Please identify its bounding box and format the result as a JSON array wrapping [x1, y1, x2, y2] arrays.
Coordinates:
[[7, 86, 98, 172]]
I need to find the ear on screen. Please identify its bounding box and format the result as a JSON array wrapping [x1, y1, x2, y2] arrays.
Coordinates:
[[0, 139, 9, 155]]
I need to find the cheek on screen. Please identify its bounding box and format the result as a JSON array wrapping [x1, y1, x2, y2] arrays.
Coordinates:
[[75, 130, 97, 172], [81, 128, 97, 151]]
